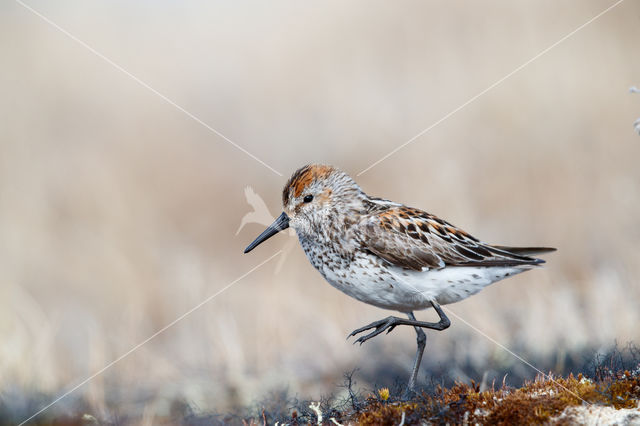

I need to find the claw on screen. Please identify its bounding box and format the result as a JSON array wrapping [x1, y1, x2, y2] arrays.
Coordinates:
[[346, 316, 402, 345], [345, 306, 451, 398]]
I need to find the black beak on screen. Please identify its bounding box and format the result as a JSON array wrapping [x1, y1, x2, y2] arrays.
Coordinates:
[[243, 212, 290, 253]]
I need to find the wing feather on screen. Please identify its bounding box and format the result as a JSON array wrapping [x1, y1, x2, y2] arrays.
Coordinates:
[[356, 205, 547, 271]]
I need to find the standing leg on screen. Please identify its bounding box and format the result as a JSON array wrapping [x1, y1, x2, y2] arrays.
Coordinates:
[[403, 311, 426, 400]]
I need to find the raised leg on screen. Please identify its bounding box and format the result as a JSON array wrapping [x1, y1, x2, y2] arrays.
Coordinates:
[[347, 300, 450, 345], [347, 301, 451, 399]]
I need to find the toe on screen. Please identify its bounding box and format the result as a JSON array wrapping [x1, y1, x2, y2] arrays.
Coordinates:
[[355, 337, 366, 345], [348, 328, 365, 338]]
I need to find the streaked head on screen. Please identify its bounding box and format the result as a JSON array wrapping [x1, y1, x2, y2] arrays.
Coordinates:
[[244, 164, 363, 253]]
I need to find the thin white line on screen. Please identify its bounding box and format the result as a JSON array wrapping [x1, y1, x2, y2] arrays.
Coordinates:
[[14, 0, 283, 177], [443, 306, 591, 405], [357, 0, 625, 176], [18, 251, 283, 425]]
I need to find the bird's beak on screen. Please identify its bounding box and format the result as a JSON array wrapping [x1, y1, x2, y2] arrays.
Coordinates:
[[243, 212, 290, 253]]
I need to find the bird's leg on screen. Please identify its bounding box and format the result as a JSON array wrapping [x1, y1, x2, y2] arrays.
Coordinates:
[[348, 301, 451, 398], [404, 311, 426, 400], [347, 301, 450, 345]]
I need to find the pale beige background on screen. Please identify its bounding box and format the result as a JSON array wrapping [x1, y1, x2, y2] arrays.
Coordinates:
[[1, 0, 639, 420]]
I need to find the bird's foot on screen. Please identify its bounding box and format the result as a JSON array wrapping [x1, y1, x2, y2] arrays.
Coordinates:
[[347, 316, 402, 345]]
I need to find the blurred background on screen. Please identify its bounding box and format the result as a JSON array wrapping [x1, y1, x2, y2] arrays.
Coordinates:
[[1, 0, 640, 422]]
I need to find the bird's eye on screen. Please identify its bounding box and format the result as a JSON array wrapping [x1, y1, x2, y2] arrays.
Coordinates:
[[303, 194, 314, 203]]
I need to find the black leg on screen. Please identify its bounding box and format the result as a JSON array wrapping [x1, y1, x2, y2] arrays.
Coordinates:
[[347, 300, 450, 345], [347, 301, 451, 399], [404, 311, 426, 400]]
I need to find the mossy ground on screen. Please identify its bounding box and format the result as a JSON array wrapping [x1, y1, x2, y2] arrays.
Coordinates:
[[348, 370, 640, 425], [15, 347, 640, 425], [228, 366, 640, 426], [18, 369, 640, 425]]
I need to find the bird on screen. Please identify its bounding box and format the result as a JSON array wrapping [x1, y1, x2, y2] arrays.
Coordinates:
[[244, 164, 555, 398]]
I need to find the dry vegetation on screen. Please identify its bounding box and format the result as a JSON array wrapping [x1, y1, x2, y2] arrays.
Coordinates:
[[176, 347, 640, 424], [17, 349, 640, 425], [1, 1, 640, 424], [350, 371, 640, 425], [198, 346, 640, 425]]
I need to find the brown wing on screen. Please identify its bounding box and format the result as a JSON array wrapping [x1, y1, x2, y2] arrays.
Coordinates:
[[356, 205, 545, 271]]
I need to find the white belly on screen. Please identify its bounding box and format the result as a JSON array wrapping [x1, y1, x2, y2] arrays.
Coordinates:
[[315, 252, 530, 312], [299, 236, 532, 313], [392, 265, 529, 308]]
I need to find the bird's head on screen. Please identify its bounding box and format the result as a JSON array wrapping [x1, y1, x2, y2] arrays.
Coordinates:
[[244, 164, 363, 253]]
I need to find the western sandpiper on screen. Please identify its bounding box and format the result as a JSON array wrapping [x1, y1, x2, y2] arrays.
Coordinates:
[[244, 164, 555, 397]]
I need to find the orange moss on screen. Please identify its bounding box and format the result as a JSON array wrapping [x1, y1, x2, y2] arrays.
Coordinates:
[[356, 396, 419, 425], [344, 370, 640, 425]]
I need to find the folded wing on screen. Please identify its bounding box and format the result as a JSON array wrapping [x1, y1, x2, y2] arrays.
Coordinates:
[[355, 205, 551, 271]]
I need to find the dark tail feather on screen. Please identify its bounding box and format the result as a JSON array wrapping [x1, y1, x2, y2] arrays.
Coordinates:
[[491, 246, 557, 256]]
